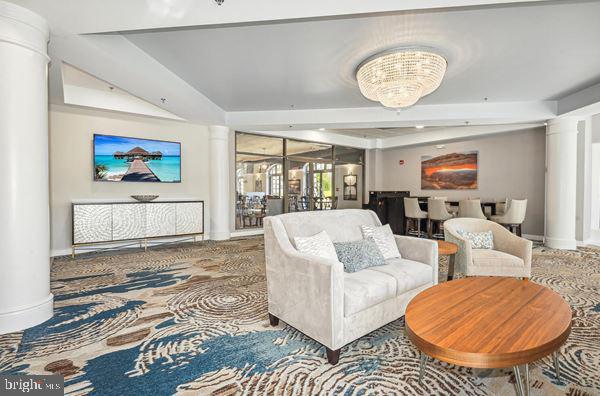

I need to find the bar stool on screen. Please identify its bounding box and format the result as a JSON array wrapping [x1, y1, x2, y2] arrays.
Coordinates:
[[404, 197, 428, 237], [496, 198, 510, 216], [491, 199, 527, 236], [458, 199, 487, 219], [427, 198, 454, 239]]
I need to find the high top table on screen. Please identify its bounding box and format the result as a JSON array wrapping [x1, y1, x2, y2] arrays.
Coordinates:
[[405, 277, 572, 395]]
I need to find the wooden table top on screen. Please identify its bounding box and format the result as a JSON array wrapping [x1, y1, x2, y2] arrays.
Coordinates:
[[405, 277, 572, 368], [437, 240, 458, 255]]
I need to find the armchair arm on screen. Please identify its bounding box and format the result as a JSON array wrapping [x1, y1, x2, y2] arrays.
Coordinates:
[[264, 217, 345, 349], [443, 227, 473, 276], [493, 230, 532, 277], [394, 235, 439, 285]]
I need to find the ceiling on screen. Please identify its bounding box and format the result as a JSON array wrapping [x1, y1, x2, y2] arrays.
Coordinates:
[[8, 0, 600, 147], [329, 127, 450, 139], [124, 1, 600, 111]]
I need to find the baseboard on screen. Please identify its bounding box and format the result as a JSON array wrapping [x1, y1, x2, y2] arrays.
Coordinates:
[[522, 234, 544, 241], [0, 294, 53, 334], [51, 234, 211, 258], [231, 229, 264, 238], [544, 236, 577, 250]]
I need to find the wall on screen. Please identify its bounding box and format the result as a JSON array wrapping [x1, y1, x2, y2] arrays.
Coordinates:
[[375, 127, 546, 236], [49, 105, 210, 256]]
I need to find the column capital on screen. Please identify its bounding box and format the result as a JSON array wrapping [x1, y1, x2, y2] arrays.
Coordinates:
[[0, 1, 49, 59], [546, 117, 580, 136]]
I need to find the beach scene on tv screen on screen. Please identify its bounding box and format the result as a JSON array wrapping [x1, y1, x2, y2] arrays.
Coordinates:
[[94, 134, 181, 182]]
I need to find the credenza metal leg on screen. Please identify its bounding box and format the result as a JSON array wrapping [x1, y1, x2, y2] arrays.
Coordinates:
[[513, 366, 524, 396], [524, 364, 530, 396], [553, 351, 560, 380], [418, 353, 428, 384]]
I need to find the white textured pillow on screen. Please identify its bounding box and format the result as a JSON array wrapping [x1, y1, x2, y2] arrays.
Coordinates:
[[361, 224, 401, 259], [294, 231, 338, 261]]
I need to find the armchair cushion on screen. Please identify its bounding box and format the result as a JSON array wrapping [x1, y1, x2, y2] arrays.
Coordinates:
[[371, 258, 433, 295], [294, 230, 338, 261], [344, 269, 396, 316], [334, 239, 385, 273], [471, 249, 524, 268], [361, 224, 401, 259]]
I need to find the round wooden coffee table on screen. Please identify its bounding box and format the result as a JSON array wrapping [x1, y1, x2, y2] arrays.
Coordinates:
[[405, 277, 572, 395], [437, 240, 458, 281]]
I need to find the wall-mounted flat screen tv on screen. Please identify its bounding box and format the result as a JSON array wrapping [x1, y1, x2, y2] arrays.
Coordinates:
[[93, 134, 181, 183]]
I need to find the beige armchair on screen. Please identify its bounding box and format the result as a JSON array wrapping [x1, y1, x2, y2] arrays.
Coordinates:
[[444, 218, 532, 279]]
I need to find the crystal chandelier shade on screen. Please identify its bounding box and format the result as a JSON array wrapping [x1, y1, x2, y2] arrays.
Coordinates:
[[356, 49, 447, 108]]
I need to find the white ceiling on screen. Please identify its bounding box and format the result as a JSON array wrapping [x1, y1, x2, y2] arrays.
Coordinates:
[[124, 1, 600, 111], [329, 127, 450, 139], [8, 0, 600, 147]]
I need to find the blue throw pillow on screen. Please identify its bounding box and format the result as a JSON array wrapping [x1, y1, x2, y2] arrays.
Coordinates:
[[334, 239, 386, 273]]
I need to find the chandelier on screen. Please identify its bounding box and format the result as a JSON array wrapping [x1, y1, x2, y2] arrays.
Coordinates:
[[356, 47, 447, 109]]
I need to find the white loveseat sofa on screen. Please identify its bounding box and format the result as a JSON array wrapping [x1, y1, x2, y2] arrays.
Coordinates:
[[264, 209, 438, 364]]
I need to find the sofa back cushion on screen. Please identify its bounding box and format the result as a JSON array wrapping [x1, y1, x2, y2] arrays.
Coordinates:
[[276, 209, 381, 245]]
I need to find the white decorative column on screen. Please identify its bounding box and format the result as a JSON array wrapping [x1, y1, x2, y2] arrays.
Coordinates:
[[209, 125, 231, 240], [545, 118, 579, 250], [0, 2, 52, 333]]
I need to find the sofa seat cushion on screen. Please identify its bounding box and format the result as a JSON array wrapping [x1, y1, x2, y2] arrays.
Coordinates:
[[370, 258, 433, 295], [471, 249, 524, 268], [344, 269, 396, 317]]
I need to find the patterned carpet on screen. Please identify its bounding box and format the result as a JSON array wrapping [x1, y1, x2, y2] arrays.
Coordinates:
[[0, 238, 598, 395]]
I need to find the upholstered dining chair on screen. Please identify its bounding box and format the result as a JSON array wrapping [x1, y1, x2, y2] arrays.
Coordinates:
[[444, 218, 532, 279], [491, 199, 527, 236], [404, 197, 428, 237], [458, 199, 487, 219], [495, 198, 510, 216], [427, 198, 454, 239]]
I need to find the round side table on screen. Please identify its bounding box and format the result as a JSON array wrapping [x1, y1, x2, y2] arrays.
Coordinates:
[[437, 240, 458, 281]]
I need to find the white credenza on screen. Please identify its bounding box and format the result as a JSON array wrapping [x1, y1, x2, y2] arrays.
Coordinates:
[[72, 200, 204, 254]]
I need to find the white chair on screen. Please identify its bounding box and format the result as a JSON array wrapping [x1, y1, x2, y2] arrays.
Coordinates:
[[427, 198, 454, 239], [458, 199, 487, 219], [491, 199, 527, 236], [264, 209, 438, 364], [495, 198, 510, 216], [444, 218, 532, 279], [404, 198, 428, 237]]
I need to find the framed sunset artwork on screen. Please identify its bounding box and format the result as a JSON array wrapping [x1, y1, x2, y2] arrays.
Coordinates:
[[421, 151, 478, 190]]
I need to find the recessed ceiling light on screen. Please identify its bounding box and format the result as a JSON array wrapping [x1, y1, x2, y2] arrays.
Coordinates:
[[415, 125, 425, 129], [318, 128, 325, 131]]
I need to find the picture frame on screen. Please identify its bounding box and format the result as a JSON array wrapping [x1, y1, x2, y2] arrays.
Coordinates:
[[288, 179, 301, 195], [343, 174, 358, 200]]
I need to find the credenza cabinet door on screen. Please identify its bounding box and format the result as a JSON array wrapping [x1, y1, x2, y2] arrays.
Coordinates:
[[112, 204, 146, 241], [146, 203, 176, 237], [176, 202, 204, 235], [73, 204, 112, 244]]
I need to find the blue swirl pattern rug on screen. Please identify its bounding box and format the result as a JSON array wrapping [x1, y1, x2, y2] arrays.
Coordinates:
[[0, 238, 598, 395]]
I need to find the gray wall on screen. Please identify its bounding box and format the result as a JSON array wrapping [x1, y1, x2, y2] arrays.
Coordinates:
[[375, 127, 546, 236]]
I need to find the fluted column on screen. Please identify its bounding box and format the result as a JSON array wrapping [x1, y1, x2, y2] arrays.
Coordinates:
[[0, 2, 52, 333], [545, 117, 579, 250], [209, 125, 231, 240]]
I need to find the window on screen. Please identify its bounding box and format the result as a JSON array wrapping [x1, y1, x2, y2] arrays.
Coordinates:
[[267, 164, 282, 197]]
